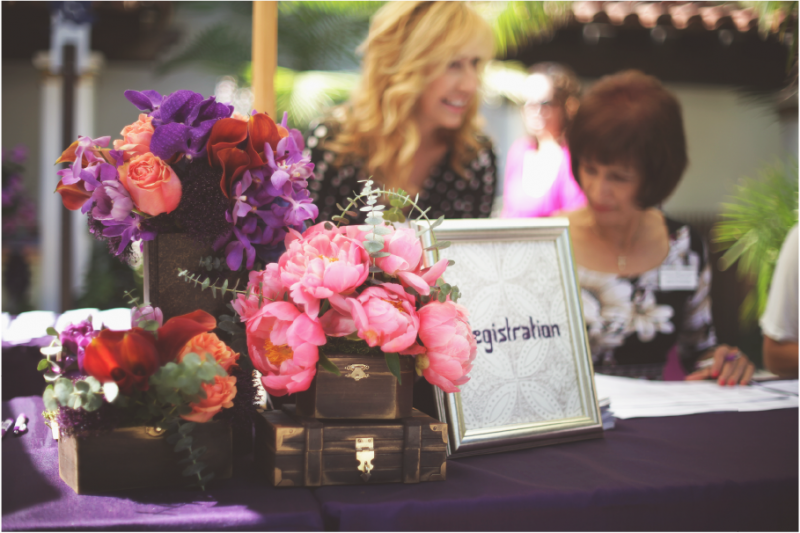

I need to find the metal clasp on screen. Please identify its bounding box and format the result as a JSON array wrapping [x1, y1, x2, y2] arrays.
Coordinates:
[[345, 364, 370, 381], [355, 437, 374, 482]]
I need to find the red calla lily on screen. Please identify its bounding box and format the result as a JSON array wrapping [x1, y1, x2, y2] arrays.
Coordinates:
[[83, 310, 217, 394], [83, 329, 160, 394], [55, 180, 92, 210], [206, 113, 290, 198]]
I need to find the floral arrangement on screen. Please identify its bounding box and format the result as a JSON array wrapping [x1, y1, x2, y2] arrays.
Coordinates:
[[54, 89, 318, 269], [38, 297, 257, 489], [184, 180, 478, 398]]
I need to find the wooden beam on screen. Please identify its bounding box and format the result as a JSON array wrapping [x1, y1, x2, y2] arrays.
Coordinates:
[[252, 1, 277, 118]]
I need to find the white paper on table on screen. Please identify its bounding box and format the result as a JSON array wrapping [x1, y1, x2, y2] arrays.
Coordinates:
[[752, 380, 799, 396], [2, 311, 57, 345], [594, 374, 799, 419], [1, 313, 10, 338], [97, 308, 132, 331]]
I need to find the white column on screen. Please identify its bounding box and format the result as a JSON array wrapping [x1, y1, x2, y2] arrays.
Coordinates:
[[35, 67, 63, 312], [33, 52, 104, 311]]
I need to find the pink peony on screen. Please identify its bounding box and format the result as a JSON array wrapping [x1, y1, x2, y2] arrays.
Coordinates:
[[375, 227, 446, 296], [279, 222, 370, 318], [113, 114, 154, 158], [319, 308, 357, 337], [416, 299, 477, 393], [232, 263, 286, 321], [181, 375, 237, 423], [246, 300, 326, 396], [119, 152, 182, 216], [348, 283, 420, 354]]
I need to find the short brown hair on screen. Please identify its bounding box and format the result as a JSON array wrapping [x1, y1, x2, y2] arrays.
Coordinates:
[[567, 70, 687, 208]]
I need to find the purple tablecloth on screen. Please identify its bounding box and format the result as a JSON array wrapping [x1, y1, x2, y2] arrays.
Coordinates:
[[1, 396, 324, 531], [2, 396, 797, 531]]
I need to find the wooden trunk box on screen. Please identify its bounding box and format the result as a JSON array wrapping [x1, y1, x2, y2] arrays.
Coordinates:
[[255, 405, 447, 486], [295, 353, 414, 419], [58, 420, 232, 494], [144, 234, 249, 322]]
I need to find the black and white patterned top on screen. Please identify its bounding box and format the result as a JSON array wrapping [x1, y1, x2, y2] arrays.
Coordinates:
[[303, 119, 498, 223], [578, 218, 717, 379]]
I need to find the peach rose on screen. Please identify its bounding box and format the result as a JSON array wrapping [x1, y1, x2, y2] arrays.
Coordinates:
[[119, 152, 182, 216], [113, 114, 154, 157], [177, 332, 239, 372], [181, 375, 237, 423]]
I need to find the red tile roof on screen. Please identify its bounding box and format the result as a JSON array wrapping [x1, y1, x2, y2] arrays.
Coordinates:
[[571, 2, 765, 32]]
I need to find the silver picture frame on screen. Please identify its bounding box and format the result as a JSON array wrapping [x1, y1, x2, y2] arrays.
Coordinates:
[[418, 218, 603, 458]]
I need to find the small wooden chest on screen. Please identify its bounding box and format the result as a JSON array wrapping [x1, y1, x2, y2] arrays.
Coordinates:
[[255, 405, 448, 486]]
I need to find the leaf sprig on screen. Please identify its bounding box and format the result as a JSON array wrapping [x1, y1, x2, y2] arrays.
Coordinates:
[[177, 269, 247, 299]]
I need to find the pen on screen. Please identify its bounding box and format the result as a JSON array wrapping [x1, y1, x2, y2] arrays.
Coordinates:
[[13, 414, 27, 436]]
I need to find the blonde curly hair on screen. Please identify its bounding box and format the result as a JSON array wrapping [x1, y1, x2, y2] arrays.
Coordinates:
[[325, 1, 494, 190]]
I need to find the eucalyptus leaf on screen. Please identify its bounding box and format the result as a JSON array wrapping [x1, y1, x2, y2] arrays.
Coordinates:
[[43, 371, 60, 382], [74, 381, 90, 394], [182, 462, 206, 477], [384, 352, 402, 384], [166, 432, 182, 445], [84, 376, 102, 393], [46, 327, 59, 337], [83, 393, 103, 412], [174, 436, 193, 452], [43, 388, 59, 412], [363, 240, 384, 253], [66, 394, 82, 410], [37, 359, 51, 372], [54, 378, 73, 404]]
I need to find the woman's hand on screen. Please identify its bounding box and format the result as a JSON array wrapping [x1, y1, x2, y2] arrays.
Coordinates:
[[685, 345, 756, 386]]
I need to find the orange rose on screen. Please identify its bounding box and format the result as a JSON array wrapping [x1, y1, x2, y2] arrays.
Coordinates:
[[181, 375, 237, 423], [119, 152, 182, 216], [113, 114, 154, 157], [178, 332, 239, 372]]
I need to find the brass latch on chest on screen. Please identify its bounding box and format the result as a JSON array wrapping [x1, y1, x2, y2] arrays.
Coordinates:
[[345, 364, 369, 381], [355, 437, 374, 482]]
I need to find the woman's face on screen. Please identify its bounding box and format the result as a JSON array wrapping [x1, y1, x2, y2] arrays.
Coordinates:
[[416, 41, 486, 133], [522, 74, 564, 139], [578, 159, 643, 224]]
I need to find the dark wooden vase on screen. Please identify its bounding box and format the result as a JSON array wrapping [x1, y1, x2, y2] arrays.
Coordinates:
[[58, 420, 232, 494], [143, 234, 249, 322], [295, 353, 415, 420]]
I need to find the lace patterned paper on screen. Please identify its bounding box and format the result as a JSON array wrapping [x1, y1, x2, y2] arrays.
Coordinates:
[[439, 240, 586, 431]]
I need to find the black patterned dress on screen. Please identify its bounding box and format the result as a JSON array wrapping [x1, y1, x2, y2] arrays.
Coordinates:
[[578, 218, 717, 379], [303, 119, 498, 223]]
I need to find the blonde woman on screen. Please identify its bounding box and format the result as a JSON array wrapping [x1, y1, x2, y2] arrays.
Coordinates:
[[305, 1, 497, 222]]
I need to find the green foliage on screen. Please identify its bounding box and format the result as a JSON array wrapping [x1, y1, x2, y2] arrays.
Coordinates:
[[164, 419, 215, 490], [472, 1, 571, 58], [740, 1, 798, 71], [177, 269, 247, 299], [713, 158, 799, 328], [317, 352, 342, 377], [74, 239, 141, 310], [149, 353, 227, 406], [384, 352, 402, 384], [45, 376, 105, 412]]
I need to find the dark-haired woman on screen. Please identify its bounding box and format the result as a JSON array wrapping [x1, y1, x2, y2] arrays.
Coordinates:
[[566, 70, 755, 385]]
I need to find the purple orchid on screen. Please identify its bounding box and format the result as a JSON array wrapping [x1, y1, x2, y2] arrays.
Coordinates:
[[60, 319, 98, 373], [124, 89, 233, 162], [99, 212, 156, 256], [91, 179, 134, 222]]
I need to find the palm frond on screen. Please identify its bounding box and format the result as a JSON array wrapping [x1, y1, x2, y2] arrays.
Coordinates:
[[274, 68, 359, 130], [712, 157, 799, 327]]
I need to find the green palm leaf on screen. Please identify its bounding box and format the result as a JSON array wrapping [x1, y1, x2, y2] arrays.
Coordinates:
[[712, 158, 799, 327]]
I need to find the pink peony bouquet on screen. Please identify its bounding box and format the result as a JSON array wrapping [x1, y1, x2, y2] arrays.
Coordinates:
[[54, 89, 318, 269], [230, 180, 477, 396]]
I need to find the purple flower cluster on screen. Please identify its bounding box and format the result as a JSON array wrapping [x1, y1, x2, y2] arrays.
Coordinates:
[[58, 136, 154, 255], [59, 319, 98, 373], [124, 89, 233, 161], [218, 115, 318, 270]]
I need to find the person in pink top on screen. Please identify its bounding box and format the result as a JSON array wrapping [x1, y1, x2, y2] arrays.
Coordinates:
[[502, 63, 587, 218]]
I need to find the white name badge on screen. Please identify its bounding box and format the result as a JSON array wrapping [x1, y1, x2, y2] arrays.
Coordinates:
[[659, 264, 698, 291]]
